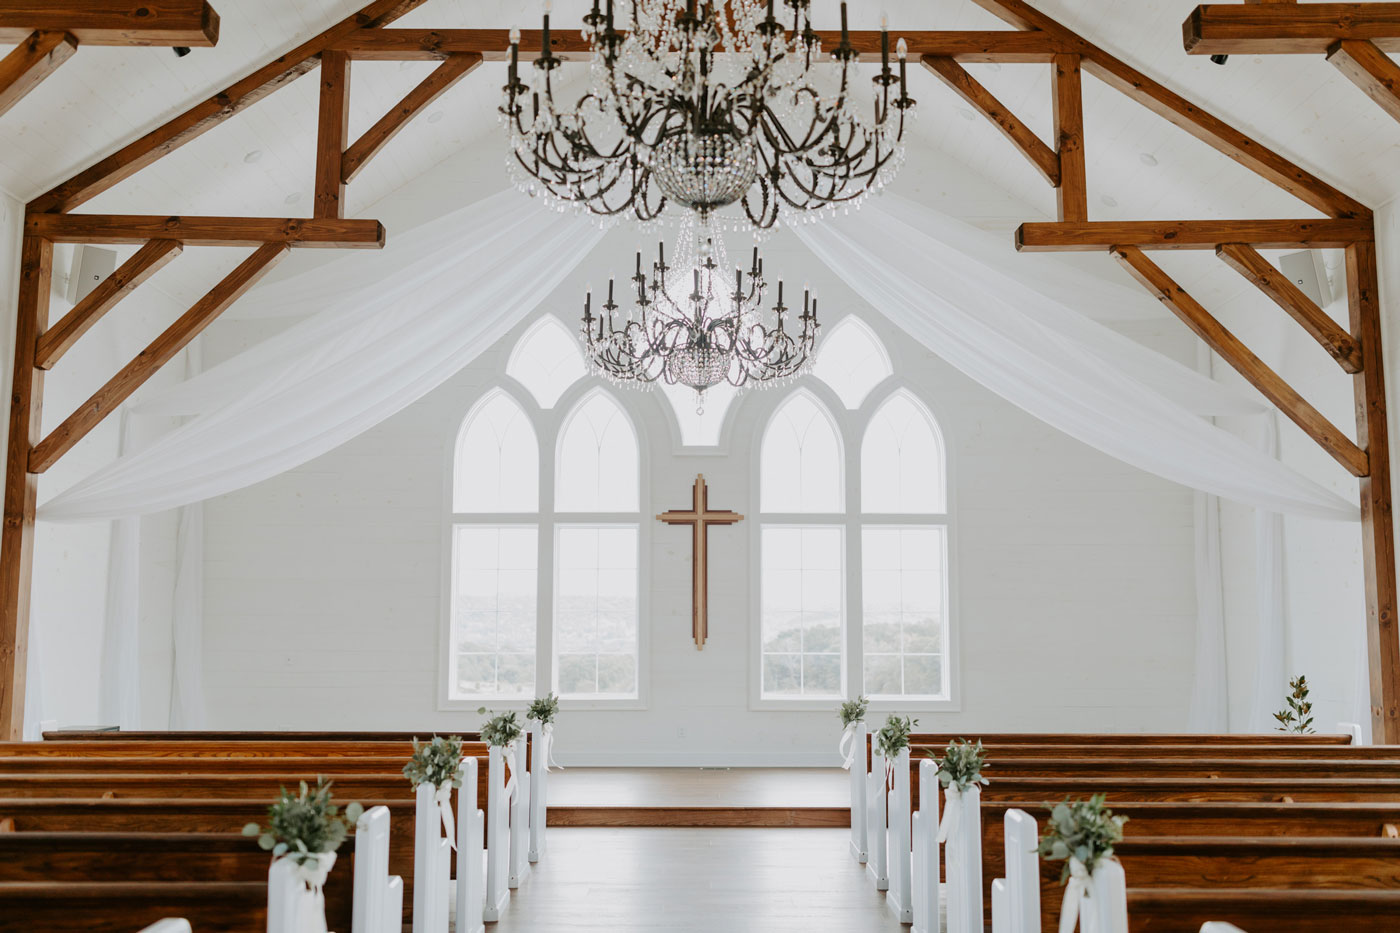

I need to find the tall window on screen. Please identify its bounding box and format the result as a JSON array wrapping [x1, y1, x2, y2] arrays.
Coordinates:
[[448, 318, 643, 705], [759, 391, 846, 698], [757, 318, 952, 705]]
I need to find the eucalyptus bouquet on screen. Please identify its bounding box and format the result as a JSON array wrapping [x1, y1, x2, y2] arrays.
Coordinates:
[[1274, 674, 1315, 734], [477, 707, 524, 747], [1037, 794, 1128, 882], [838, 695, 869, 728], [402, 735, 465, 790], [242, 777, 363, 867], [935, 738, 990, 793], [526, 693, 560, 727], [874, 714, 918, 761]]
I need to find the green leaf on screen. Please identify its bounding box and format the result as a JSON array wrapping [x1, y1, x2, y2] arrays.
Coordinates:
[[242, 822, 261, 837], [345, 802, 364, 823]]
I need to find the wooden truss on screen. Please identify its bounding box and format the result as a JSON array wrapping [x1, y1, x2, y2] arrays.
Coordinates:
[[1185, 2, 1400, 123], [0, 0, 1395, 742], [0, 2, 220, 118]]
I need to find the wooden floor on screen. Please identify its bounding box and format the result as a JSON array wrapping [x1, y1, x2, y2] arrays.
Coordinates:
[[546, 768, 849, 807], [493, 828, 902, 932]]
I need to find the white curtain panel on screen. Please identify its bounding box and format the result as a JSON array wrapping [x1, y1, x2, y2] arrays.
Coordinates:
[[37, 189, 1356, 523], [794, 199, 1359, 521], [38, 191, 607, 521], [1188, 491, 1229, 731], [168, 502, 206, 728]]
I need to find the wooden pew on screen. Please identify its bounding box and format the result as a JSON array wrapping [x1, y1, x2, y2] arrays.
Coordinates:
[[914, 742, 1400, 760], [0, 755, 455, 773], [44, 730, 489, 742], [906, 771, 1400, 807], [905, 755, 1400, 779], [1123, 888, 1400, 932], [0, 772, 469, 800], [901, 732, 1354, 745], [0, 881, 270, 933]]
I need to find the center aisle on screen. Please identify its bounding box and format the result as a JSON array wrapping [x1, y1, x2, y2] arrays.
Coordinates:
[[494, 827, 903, 932]]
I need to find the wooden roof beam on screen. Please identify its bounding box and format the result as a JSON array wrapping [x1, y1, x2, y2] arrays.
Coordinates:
[[25, 214, 385, 248], [28, 0, 432, 215], [922, 56, 1060, 187], [1016, 218, 1372, 251], [35, 239, 183, 371], [342, 53, 481, 184], [969, 0, 1369, 219], [28, 243, 288, 474], [0, 1, 218, 46], [1112, 245, 1368, 478], [1328, 39, 1400, 122], [329, 28, 1071, 63], [1216, 242, 1363, 374], [1184, 3, 1400, 55], [0, 31, 78, 118]]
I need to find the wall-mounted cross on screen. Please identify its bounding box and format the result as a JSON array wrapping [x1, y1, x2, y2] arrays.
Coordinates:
[[657, 474, 743, 650]]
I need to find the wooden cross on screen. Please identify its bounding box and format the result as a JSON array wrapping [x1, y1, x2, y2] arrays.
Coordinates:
[[657, 474, 743, 650]]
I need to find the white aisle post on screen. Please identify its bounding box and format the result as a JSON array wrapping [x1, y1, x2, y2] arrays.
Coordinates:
[[886, 747, 913, 922], [942, 782, 985, 933], [1085, 859, 1129, 933], [1003, 809, 1041, 933], [483, 746, 511, 921], [509, 738, 531, 888], [868, 747, 889, 891], [138, 922, 192, 933], [1199, 925, 1249, 933], [847, 720, 868, 863], [267, 855, 331, 933], [1339, 721, 1366, 745], [991, 880, 1010, 933], [455, 757, 485, 933], [528, 724, 549, 863], [412, 783, 451, 933], [910, 759, 941, 933], [352, 806, 403, 933]]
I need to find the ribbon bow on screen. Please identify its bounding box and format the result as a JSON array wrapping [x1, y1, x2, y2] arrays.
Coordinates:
[[838, 721, 860, 771], [433, 765, 464, 851], [1058, 857, 1096, 933], [542, 722, 564, 771], [503, 740, 520, 803]]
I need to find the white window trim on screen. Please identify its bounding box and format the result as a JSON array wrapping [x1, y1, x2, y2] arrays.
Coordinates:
[[438, 376, 651, 713], [749, 375, 962, 714]]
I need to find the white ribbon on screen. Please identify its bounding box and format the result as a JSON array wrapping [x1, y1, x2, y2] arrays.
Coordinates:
[[503, 740, 520, 803], [542, 722, 564, 771], [937, 782, 962, 844], [434, 771, 460, 851], [1059, 857, 1096, 933], [289, 850, 336, 893], [838, 721, 860, 770]]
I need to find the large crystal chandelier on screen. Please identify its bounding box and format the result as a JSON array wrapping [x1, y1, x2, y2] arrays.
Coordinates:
[[501, 0, 916, 229], [581, 217, 818, 410]]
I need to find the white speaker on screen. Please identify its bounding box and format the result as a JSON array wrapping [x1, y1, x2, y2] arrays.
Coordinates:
[[1278, 250, 1332, 308], [66, 244, 118, 305]]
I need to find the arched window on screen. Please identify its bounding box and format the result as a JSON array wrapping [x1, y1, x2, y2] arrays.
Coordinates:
[[861, 392, 949, 700], [759, 392, 845, 699], [447, 326, 643, 706], [813, 316, 893, 409]]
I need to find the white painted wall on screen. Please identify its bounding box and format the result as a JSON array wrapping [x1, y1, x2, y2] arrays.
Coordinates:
[[194, 215, 1201, 763]]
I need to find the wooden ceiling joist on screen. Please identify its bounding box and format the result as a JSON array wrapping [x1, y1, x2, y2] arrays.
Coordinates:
[[922, 56, 1060, 186], [1184, 3, 1400, 54], [1327, 39, 1400, 122], [35, 239, 183, 371], [1016, 219, 1372, 252], [315, 50, 351, 219], [1216, 242, 1364, 374], [27, 243, 289, 475], [329, 28, 1072, 63], [1051, 53, 1087, 221], [24, 214, 385, 248], [0, 1, 219, 46], [1112, 245, 1368, 479], [342, 53, 481, 184], [0, 31, 78, 118]]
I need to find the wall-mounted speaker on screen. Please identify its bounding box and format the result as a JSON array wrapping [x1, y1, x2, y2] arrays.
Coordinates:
[[1278, 250, 1332, 308], [66, 245, 118, 306]]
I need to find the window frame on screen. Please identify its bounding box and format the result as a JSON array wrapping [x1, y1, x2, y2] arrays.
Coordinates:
[[439, 375, 651, 713], [749, 375, 960, 714]]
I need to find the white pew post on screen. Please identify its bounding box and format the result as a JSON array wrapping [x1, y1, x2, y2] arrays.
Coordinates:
[[352, 805, 398, 933], [991, 879, 1009, 933], [529, 724, 549, 862], [483, 745, 511, 921], [1339, 721, 1366, 745], [1004, 809, 1041, 933], [1085, 859, 1128, 933], [867, 746, 889, 891], [509, 738, 531, 888], [267, 856, 310, 933], [944, 781, 985, 933], [848, 720, 868, 862], [1199, 925, 1249, 933], [886, 746, 913, 922], [412, 782, 451, 933], [455, 757, 485, 933], [139, 922, 193, 933], [910, 759, 941, 933]]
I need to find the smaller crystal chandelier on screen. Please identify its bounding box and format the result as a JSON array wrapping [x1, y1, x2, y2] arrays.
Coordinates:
[[581, 221, 817, 410]]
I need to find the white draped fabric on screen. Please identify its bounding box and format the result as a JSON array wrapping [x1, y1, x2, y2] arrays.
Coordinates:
[[794, 200, 1358, 522], [168, 502, 207, 728], [36, 190, 1356, 527], [1189, 492, 1229, 732]]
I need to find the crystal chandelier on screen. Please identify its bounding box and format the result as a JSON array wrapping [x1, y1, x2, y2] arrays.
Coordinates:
[[581, 219, 818, 410], [501, 0, 916, 229]]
